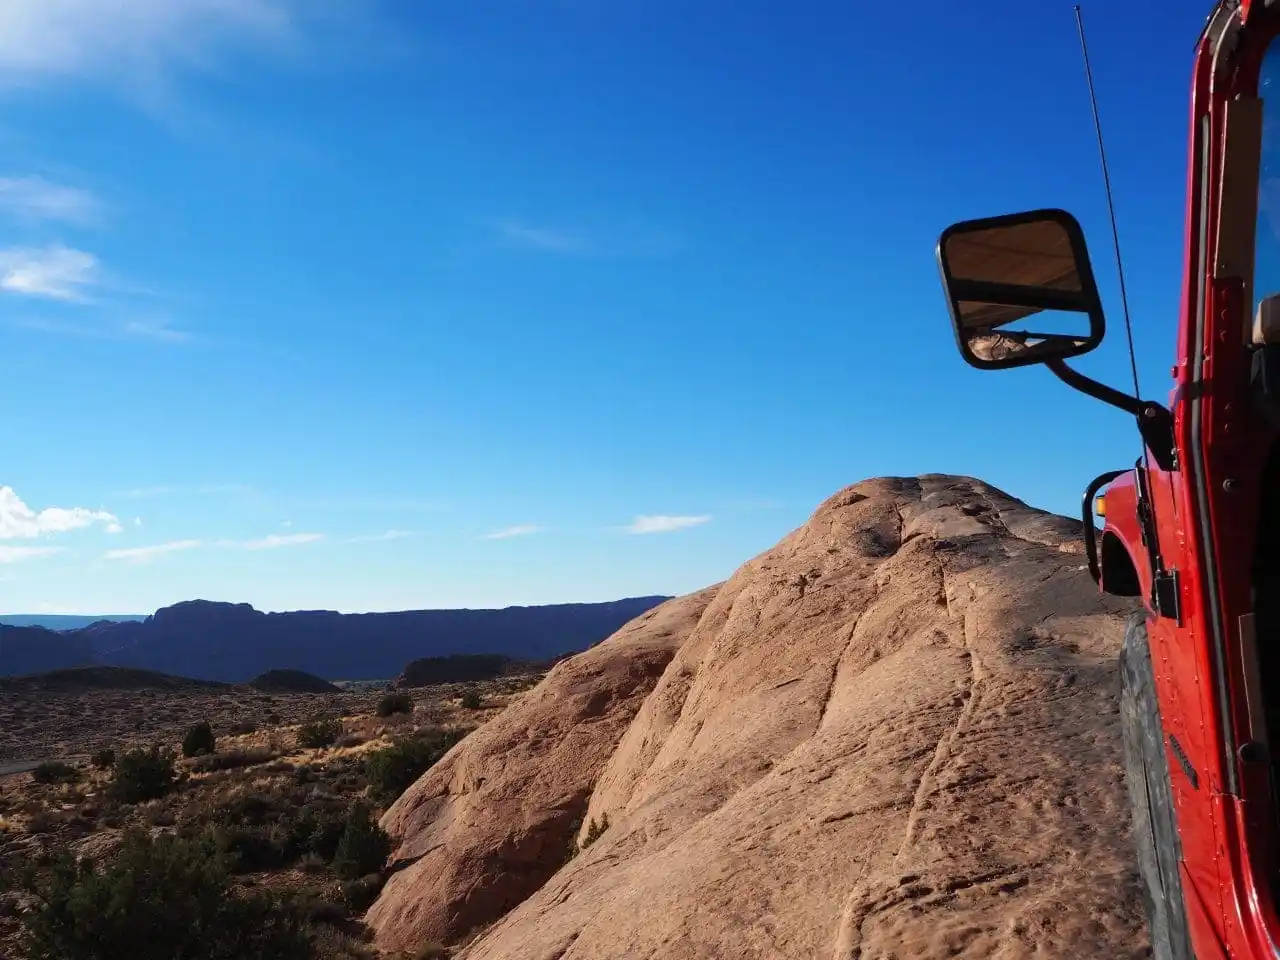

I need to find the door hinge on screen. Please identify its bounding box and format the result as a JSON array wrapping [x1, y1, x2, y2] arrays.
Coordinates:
[[1153, 569, 1182, 624]]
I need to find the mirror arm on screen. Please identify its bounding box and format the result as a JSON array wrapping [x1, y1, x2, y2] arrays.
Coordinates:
[[1045, 358, 1178, 471]]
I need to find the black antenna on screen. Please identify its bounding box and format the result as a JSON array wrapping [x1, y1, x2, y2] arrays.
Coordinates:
[[1073, 5, 1145, 410]]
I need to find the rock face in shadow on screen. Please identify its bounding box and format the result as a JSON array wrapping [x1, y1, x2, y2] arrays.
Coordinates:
[[368, 475, 1148, 959], [0, 625, 94, 677]]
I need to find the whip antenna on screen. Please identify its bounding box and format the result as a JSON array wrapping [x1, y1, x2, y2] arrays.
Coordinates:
[[1073, 5, 1144, 407]]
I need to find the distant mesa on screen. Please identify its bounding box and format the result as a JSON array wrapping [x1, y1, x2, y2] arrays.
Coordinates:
[[0, 665, 228, 693], [0, 614, 147, 631], [249, 668, 341, 694], [394, 654, 541, 689], [0, 596, 671, 683]]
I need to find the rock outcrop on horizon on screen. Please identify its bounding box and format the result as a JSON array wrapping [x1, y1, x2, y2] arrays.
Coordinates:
[[368, 475, 1149, 959], [0, 597, 670, 682]]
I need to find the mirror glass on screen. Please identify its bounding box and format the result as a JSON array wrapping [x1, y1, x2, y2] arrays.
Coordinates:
[[937, 210, 1105, 369]]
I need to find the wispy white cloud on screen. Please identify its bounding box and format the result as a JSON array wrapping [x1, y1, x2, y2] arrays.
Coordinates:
[[0, 545, 63, 563], [0, 1, 297, 89], [219, 532, 324, 550], [121, 483, 251, 499], [104, 539, 201, 563], [0, 245, 99, 301], [12, 315, 193, 343], [120, 318, 192, 343], [0, 175, 101, 225], [483, 524, 544, 541], [498, 221, 586, 254], [0, 486, 121, 539], [286, 495, 447, 512], [497, 219, 683, 259], [624, 514, 711, 535], [347, 529, 414, 543]]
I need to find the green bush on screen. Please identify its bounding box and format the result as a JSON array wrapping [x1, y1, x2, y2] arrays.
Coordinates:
[[580, 813, 610, 852], [459, 688, 483, 710], [339, 873, 383, 911], [14, 829, 312, 960], [214, 824, 291, 872], [181, 722, 216, 758], [90, 749, 116, 770], [332, 803, 391, 881], [296, 719, 343, 749], [108, 747, 175, 804], [365, 730, 465, 806], [375, 693, 413, 717], [31, 761, 79, 785]]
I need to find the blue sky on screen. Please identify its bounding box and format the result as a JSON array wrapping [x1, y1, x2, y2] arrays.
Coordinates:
[[0, 0, 1219, 614]]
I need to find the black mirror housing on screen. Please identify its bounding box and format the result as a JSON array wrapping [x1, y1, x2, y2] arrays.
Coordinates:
[[937, 208, 1107, 370]]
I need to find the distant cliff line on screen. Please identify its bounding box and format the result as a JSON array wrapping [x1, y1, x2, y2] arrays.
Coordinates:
[[0, 596, 671, 683]]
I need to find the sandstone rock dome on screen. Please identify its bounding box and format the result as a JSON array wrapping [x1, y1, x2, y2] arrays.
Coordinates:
[[368, 475, 1148, 959]]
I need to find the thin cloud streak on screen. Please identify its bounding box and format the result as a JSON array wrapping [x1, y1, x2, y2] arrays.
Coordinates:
[[0, 176, 101, 225], [12, 315, 193, 343], [483, 524, 544, 540], [120, 483, 252, 499], [624, 514, 712, 534], [347, 530, 414, 543], [0, 545, 63, 563], [104, 539, 201, 563], [498, 221, 586, 254], [0, 245, 99, 301], [219, 533, 325, 550]]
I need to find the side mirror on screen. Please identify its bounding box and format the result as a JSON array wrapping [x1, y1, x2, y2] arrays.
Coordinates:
[[937, 208, 1106, 370]]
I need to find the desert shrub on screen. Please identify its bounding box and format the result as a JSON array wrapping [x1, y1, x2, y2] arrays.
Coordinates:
[[580, 813, 610, 851], [296, 893, 348, 926], [292, 803, 349, 862], [108, 747, 175, 804], [217, 790, 284, 826], [340, 873, 383, 911], [309, 924, 375, 960], [332, 803, 391, 881], [297, 719, 343, 749], [90, 749, 116, 770], [26, 810, 61, 834], [215, 824, 290, 872], [266, 711, 282, 725], [299, 852, 327, 874], [226, 720, 259, 736], [181, 722, 216, 758], [188, 747, 275, 774], [144, 807, 176, 828], [375, 693, 413, 718], [13, 829, 312, 960], [365, 730, 465, 806], [31, 761, 79, 785], [459, 688, 483, 710]]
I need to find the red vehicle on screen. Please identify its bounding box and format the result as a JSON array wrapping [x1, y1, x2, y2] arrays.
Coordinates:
[[935, 3, 1280, 957]]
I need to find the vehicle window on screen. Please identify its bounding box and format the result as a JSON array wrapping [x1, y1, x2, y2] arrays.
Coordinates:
[[1255, 42, 1280, 325]]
